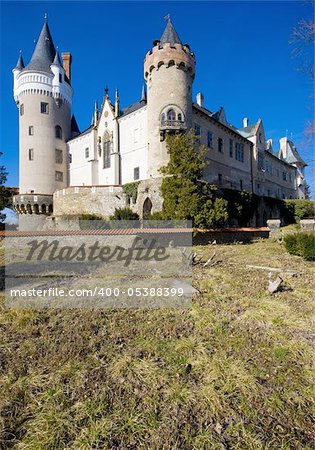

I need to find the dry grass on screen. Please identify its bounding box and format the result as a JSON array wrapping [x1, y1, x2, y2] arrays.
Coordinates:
[[0, 239, 314, 449]]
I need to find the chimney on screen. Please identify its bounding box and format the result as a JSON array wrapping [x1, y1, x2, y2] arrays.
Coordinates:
[[62, 52, 72, 83], [243, 117, 249, 127], [196, 92, 204, 108]]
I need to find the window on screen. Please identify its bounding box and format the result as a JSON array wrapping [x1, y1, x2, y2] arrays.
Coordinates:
[[207, 131, 213, 148], [41, 102, 49, 114], [240, 179, 243, 190], [55, 171, 63, 182], [85, 147, 89, 159], [218, 173, 222, 184], [277, 169, 280, 177], [282, 171, 287, 181], [178, 113, 182, 122], [55, 125, 62, 139], [59, 73, 62, 83], [167, 109, 176, 121], [161, 113, 166, 123], [229, 139, 233, 157], [69, 154, 72, 164], [259, 132, 262, 143], [20, 104, 24, 116], [194, 124, 201, 136], [29, 126, 34, 136], [282, 193, 285, 199], [103, 140, 111, 168], [134, 167, 140, 180], [218, 138, 223, 153], [267, 189, 271, 197], [257, 151, 264, 170], [235, 142, 244, 162], [28, 149, 34, 161], [55, 149, 63, 164]]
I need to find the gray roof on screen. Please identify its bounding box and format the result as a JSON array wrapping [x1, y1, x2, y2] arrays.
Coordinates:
[[15, 53, 25, 70], [24, 22, 56, 73], [237, 122, 259, 138], [160, 19, 182, 46], [282, 140, 307, 166], [119, 100, 146, 117], [52, 50, 62, 66]]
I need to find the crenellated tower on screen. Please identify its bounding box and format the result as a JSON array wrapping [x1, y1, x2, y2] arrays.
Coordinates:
[[12, 19, 73, 227], [144, 18, 195, 177]]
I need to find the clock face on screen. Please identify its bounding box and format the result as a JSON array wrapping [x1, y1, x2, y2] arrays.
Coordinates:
[[104, 111, 109, 118]]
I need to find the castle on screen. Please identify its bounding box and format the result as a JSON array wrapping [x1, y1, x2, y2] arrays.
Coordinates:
[[12, 18, 308, 228]]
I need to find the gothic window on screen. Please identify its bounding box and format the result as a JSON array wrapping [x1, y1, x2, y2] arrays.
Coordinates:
[[55, 125, 62, 139], [161, 113, 166, 123], [103, 139, 111, 169], [167, 109, 176, 121]]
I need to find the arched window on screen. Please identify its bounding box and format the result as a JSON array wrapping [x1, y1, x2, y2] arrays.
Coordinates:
[[167, 109, 176, 121], [55, 125, 62, 139], [103, 135, 111, 169], [178, 113, 182, 122], [161, 113, 166, 123]]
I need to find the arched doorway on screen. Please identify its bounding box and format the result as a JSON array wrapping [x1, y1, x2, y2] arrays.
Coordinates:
[[143, 197, 152, 220]]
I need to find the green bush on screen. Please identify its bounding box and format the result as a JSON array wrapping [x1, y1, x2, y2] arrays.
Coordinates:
[[109, 207, 139, 221], [284, 199, 315, 223], [284, 232, 315, 261], [79, 213, 104, 221]]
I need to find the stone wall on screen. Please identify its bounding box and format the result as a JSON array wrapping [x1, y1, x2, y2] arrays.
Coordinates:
[[53, 186, 126, 217]]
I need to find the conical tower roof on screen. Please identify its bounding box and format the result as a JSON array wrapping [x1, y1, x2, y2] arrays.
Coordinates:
[[160, 18, 182, 46], [25, 22, 56, 72], [14, 53, 25, 70], [52, 49, 62, 66]]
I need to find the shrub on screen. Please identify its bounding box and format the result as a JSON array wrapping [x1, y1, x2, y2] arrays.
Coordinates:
[[109, 207, 139, 221], [79, 213, 104, 221], [284, 199, 315, 223], [284, 232, 315, 261]]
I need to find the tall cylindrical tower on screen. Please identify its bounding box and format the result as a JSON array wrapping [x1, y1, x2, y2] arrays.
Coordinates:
[[12, 20, 73, 224], [144, 18, 195, 177]]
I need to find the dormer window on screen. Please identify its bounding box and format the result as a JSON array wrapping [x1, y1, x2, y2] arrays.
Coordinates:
[[59, 73, 62, 83]]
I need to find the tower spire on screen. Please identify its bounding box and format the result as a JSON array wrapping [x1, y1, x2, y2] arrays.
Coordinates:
[[14, 51, 25, 70], [140, 83, 147, 103], [160, 17, 182, 46], [25, 21, 56, 72], [115, 88, 120, 117]]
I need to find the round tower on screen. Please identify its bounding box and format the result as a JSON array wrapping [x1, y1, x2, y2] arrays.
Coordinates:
[[144, 18, 195, 177], [12, 20, 73, 226]]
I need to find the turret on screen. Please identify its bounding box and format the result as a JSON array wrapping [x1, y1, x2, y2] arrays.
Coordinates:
[[12, 18, 73, 228], [144, 18, 195, 177]]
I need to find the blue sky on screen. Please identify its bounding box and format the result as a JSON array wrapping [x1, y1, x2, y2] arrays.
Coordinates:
[[0, 1, 314, 195]]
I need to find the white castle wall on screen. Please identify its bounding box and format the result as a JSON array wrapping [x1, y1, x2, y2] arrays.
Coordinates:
[[119, 106, 148, 183]]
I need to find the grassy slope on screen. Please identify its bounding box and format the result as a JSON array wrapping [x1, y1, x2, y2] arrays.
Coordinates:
[[0, 239, 314, 449]]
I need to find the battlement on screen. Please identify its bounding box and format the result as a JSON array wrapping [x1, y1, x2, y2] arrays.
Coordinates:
[[144, 42, 195, 80]]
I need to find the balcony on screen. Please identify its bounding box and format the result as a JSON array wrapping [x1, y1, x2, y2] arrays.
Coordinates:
[[160, 120, 186, 131]]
